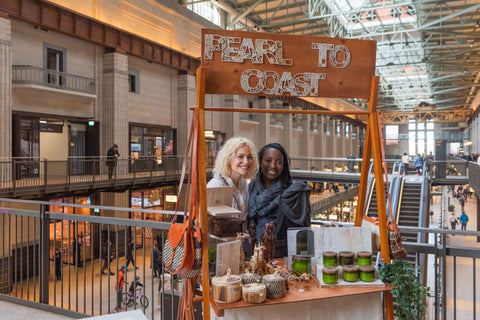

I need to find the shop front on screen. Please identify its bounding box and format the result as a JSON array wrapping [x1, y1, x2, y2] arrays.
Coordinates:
[[49, 197, 93, 264], [129, 124, 176, 173]]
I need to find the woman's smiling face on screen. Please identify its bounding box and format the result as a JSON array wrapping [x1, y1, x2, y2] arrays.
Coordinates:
[[229, 145, 254, 178], [260, 148, 284, 185]]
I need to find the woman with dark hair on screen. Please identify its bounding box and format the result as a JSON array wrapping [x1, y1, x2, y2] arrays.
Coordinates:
[[248, 143, 311, 258]]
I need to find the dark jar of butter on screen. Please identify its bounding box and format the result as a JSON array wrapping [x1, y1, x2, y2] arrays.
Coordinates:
[[338, 251, 354, 266]]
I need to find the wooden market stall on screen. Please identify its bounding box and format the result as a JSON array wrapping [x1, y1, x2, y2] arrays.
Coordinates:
[[191, 29, 394, 319]]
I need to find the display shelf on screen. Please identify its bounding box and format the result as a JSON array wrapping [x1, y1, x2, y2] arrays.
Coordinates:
[[210, 282, 394, 317]]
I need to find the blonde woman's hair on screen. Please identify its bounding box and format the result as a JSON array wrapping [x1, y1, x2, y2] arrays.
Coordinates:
[[213, 137, 258, 179]]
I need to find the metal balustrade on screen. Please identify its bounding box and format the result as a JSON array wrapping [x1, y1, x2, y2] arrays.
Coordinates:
[[12, 65, 96, 95], [0, 198, 478, 319], [0, 198, 180, 319]]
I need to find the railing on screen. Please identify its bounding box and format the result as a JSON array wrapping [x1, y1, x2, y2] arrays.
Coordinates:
[[12, 65, 96, 95], [0, 198, 179, 319], [1, 197, 478, 319], [0, 156, 185, 197]]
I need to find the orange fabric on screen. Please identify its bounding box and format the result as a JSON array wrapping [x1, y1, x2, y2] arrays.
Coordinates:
[[117, 270, 125, 289]]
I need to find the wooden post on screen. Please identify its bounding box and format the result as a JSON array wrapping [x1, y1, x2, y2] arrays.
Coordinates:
[[196, 66, 211, 319], [366, 76, 390, 262], [354, 117, 372, 226]]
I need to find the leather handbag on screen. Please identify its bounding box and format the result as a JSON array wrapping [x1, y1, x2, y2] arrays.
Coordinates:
[[163, 109, 202, 277]]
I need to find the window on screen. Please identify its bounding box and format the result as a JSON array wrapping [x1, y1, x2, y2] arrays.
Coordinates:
[[44, 44, 66, 86], [336, 120, 342, 136], [408, 119, 435, 155], [385, 125, 398, 145], [128, 69, 140, 93], [323, 117, 331, 135], [345, 123, 350, 138], [186, 1, 223, 26]]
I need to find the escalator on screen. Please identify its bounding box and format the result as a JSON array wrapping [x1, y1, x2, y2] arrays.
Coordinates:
[[365, 171, 430, 266]]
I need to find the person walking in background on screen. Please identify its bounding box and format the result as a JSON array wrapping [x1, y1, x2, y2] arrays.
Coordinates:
[[125, 238, 138, 270], [401, 152, 410, 174], [101, 241, 115, 275], [426, 152, 434, 173], [106, 144, 120, 180], [459, 212, 469, 231], [54, 248, 62, 282], [152, 245, 162, 278], [414, 153, 423, 175], [347, 153, 356, 173], [114, 265, 126, 313], [450, 212, 459, 231]]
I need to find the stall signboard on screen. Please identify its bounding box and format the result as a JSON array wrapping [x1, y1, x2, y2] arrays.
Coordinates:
[[201, 29, 377, 99]]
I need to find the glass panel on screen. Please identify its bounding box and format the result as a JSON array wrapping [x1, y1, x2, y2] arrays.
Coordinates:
[[418, 140, 425, 154], [408, 123, 416, 130], [426, 121, 434, 130], [417, 122, 425, 130], [409, 132, 416, 155]]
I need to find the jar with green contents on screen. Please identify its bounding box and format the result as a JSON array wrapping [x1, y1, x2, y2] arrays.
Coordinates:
[[338, 251, 354, 266], [359, 265, 375, 282], [357, 251, 373, 266], [342, 265, 359, 282], [322, 251, 337, 266], [292, 255, 311, 276], [322, 266, 338, 284]]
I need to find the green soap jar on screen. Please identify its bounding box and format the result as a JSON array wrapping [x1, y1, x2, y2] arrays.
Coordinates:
[[322, 266, 338, 284], [292, 255, 311, 276], [322, 251, 337, 267], [357, 251, 373, 266], [342, 265, 359, 282], [338, 251, 354, 266], [359, 265, 375, 282]]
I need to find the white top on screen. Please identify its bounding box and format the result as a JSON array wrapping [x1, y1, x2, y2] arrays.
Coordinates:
[[401, 154, 410, 164], [207, 174, 248, 221]]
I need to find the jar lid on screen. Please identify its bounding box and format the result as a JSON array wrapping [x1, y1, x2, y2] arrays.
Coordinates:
[[242, 283, 266, 292], [263, 270, 284, 281], [357, 251, 373, 258], [339, 251, 355, 258], [322, 266, 338, 275], [342, 265, 359, 273], [358, 265, 375, 273], [292, 255, 311, 260], [212, 268, 242, 286], [322, 251, 337, 257]]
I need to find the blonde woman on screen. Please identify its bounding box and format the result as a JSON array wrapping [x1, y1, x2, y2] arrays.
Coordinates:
[[207, 137, 258, 221]]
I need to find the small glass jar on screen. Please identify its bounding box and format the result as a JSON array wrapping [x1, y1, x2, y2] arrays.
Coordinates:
[[322, 266, 338, 284], [357, 251, 373, 266], [359, 265, 375, 282], [322, 251, 337, 267], [292, 255, 311, 276], [342, 265, 359, 282], [338, 251, 354, 266]]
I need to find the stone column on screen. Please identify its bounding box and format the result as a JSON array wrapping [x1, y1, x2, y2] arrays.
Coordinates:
[[0, 16, 12, 160], [176, 72, 197, 158], [99, 51, 129, 225], [101, 51, 128, 166]]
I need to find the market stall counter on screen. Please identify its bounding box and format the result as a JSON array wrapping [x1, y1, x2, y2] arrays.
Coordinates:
[[211, 280, 394, 319]]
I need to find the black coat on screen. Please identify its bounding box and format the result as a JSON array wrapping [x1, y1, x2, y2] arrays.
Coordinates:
[[248, 178, 311, 258], [106, 147, 120, 167]]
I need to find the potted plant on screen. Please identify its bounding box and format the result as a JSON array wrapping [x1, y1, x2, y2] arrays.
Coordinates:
[[448, 204, 455, 212], [379, 260, 430, 320], [208, 247, 217, 278]]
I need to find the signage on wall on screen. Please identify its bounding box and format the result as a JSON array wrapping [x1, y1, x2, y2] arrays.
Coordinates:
[[201, 29, 377, 99]]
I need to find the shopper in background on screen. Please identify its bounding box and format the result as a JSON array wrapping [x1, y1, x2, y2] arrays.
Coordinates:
[[414, 153, 423, 176], [401, 152, 410, 174], [106, 144, 120, 180], [459, 212, 469, 231], [114, 265, 126, 313]]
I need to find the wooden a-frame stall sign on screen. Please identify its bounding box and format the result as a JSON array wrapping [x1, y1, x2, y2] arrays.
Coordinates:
[[192, 29, 394, 320]]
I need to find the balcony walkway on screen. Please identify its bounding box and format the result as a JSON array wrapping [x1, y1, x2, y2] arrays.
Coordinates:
[[429, 186, 480, 319]]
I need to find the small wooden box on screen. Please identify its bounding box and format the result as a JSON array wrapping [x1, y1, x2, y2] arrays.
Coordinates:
[[212, 218, 243, 237]]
